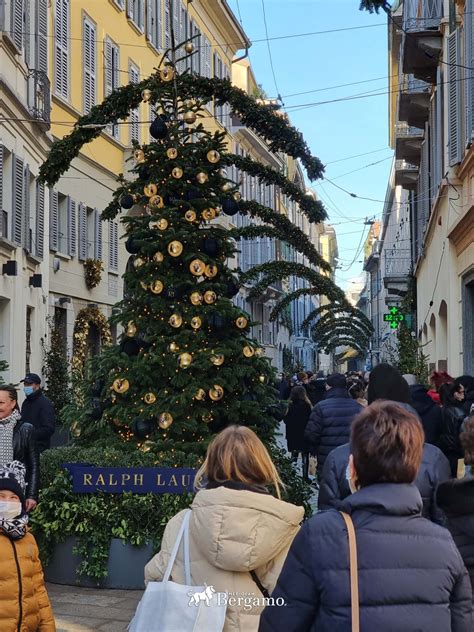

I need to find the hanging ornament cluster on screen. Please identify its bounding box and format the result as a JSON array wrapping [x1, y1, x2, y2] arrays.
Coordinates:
[[113, 378, 130, 394]]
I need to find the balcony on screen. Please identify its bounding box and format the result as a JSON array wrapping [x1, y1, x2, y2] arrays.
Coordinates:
[[384, 249, 411, 297], [398, 75, 431, 129], [402, 0, 443, 83], [27, 70, 51, 128], [395, 123, 424, 165], [395, 160, 419, 191]]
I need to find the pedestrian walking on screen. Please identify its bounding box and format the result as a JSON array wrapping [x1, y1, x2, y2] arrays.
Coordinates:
[[0, 461, 55, 631], [304, 374, 362, 477], [303, 373, 326, 406], [145, 425, 304, 632], [283, 386, 312, 481], [259, 402, 472, 632], [20, 373, 56, 453], [437, 413, 474, 597], [367, 363, 415, 410], [403, 374, 444, 446], [0, 386, 38, 512], [427, 370, 453, 405], [347, 378, 367, 407], [440, 379, 467, 477]]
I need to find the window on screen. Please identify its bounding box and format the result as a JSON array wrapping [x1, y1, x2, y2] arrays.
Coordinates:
[[12, 154, 24, 246], [83, 16, 97, 114], [127, 0, 144, 32], [104, 38, 120, 139], [11, 0, 24, 51], [86, 207, 102, 260], [35, 181, 45, 258], [57, 193, 68, 253], [108, 220, 118, 271], [129, 62, 140, 143], [54, 0, 69, 99], [146, 0, 162, 50], [23, 165, 35, 252]]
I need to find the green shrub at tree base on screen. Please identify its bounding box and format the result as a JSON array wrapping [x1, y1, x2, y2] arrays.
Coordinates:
[[31, 444, 313, 582]]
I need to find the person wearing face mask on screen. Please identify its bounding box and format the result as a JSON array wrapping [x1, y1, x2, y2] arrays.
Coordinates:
[[0, 461, 55, 631], [0, 385, 39, 512], [20, 373, 56, 453]]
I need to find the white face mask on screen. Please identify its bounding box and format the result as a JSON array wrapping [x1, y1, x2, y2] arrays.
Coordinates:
[[0, 501, 22, 521]]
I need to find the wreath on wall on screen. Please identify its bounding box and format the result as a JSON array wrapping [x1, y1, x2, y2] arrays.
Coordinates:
[[83, 259, 104, 290], [71, 307, 113, 375]]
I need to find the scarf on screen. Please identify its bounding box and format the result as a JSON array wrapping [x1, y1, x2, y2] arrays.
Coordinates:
[[0, 410, 20, 466], [0, 512, 29, 540]]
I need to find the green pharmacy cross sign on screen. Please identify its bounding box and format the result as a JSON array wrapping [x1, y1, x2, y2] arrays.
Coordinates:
[[383, 306, 405, 329]]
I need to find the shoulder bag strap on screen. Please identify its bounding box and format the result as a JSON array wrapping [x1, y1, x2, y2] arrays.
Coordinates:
[[249, 569, 270, 599], [162, 509, 192, 584], [339, 511, 360, 632]]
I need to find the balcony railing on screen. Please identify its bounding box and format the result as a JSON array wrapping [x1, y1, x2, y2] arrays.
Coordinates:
[[403, 0, 443, 32], [27, 70, 51, 127], [384, 249, 412, 278], [395, 123, 424, 138], [395, 123, 424, 164], [395, 160, 419, 190], [398, 74, 431, 128]]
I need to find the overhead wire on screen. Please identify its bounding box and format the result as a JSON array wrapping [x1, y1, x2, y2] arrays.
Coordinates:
[[260, 0, 283, 106]]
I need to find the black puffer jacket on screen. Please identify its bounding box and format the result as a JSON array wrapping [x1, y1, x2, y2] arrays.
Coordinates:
[[410, 384, 444, 446], [440, 403, 466, 476], [437, 477, 474, 597], [304, 388, 362, 471], [259, 484, 472, 632], [13, 420, 39, 501], [319, 442, 451, 524], [20, 389, 56, 452]]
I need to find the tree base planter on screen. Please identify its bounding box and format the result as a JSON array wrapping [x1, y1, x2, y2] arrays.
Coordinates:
[[44, 536, 153, 589]]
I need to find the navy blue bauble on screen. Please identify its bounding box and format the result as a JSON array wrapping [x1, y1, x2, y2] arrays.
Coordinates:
[[223, 277, 239, 298], [138, 166, 150, 180], [125, 237, 140, 254], [221, 197, 239, 216], [208, 312, 226, 330], [120, 194, 134, 209], [201, 238, 220, 257], [150, 118, 168, 140], [132, 418, 156, 439]]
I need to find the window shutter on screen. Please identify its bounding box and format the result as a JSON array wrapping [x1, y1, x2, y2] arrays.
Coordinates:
[[11, 0, 24, 51], [78, 202, 87, 260], [172, 0, 179, 46], [35, 181, 44, 258], [138, 0, 145, 30], [68, 197, 76, 256], [448, 29, 462, 166], [49, 188, 58, 251], [104, 39, 113, 96], [127, 0, 134, 19], [83, 17, 96, 114], [11, 156, 24, 246], [129, 64, 140, 143], [24, 0, 31, 66], [435, 67, 443, 189], [109, 221, 118, 271], [23, 164, 30, 249], [146, 0, 154, 45], [464, 0, 474, 145], [164, 0, 170, 50], [36, 0, 48, 73], [0, 146, 3, 218], [204, 37, 211, 78], [54, 0, 69, 99], [94, 210, 102, 260]]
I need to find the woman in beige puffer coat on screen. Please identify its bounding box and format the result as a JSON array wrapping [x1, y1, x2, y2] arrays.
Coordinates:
[[145, 425, 304, 632]]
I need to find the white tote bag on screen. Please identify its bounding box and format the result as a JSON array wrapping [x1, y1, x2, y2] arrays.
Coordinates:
[[129, 510, 227, 632]]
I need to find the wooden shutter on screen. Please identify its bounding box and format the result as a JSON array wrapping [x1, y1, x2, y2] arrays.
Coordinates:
[[35, 181, 44, 258], [108, 221, 118, 271], [0, 146, 3, 221], [94, 209, 102, 260], [49, 188, 58, 251], [104, 39, 113, 97], [146, 0, 157, 47], [129, 64, 140, 143], [12, 156, 24, 246], [68, 197, 76, 256], [11, 0, 24, 51], [435, 67, 443, 189], [54, 0, 69, 99], [36, 0, 48, 73], [78, 202, 87, 260], [464, 0, 474, 145], [172, 0, 179, 47], [204, 36, 211, 78], [127, 0, 134, 19], [138, 0, 145, 31], [23, 164, 30, 249], [83, 17, 96, 114], [448, 29, 463, 166], [24, 0, 31, 66], [164, 0, 170, 50]]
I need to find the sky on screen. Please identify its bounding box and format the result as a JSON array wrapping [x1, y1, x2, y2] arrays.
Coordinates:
[[227, 0, 393, 290]]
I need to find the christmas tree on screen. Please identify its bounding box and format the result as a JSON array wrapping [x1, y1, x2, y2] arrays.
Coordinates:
[[39, 31, 371, 461]]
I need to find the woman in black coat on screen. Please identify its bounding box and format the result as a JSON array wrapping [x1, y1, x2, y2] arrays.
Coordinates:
[[259, 402, 472, 632], [0, 386, 39, 510], [283, 386, 312, 481], [440, 380, 467, 477]]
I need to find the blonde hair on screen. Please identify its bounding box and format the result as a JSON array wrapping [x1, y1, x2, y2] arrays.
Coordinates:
[[194, 425, 284, 499]]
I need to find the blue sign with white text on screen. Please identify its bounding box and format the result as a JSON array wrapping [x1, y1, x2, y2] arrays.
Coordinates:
[[63, 464, 196, 494]]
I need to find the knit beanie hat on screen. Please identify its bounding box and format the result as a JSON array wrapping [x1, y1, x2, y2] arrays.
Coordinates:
[[0, 461, 27, 505]]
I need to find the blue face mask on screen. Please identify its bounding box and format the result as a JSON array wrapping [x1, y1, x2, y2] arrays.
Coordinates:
[[23, 386, 34, 397]]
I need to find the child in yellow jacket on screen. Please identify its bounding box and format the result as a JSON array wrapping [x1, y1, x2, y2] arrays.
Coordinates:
[[0, 461, 55, 632]]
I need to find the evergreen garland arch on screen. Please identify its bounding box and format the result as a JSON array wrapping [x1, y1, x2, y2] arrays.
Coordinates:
[[72, 307, 113, 375]]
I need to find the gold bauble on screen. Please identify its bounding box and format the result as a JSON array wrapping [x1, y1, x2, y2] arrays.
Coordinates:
[[178, 352, 193, 368], [235, 316, 248, 329], [234, 192, 242, 201], [201, 209, 215, 221], [169, 314, 183, 328], [203, 290, 217, 304], [153, 251, 164, 263], [166, 147, 178, 159], [141, 89, 152, 102], [243, 345, 255, 358], [184, 111, 197, 125], [222, 182, 232, 192], [202, 413, 213, 423], [210, 353, 224, 366], [158, 412, 173, 429], [149, 218, 168, 231], [160, 66, 174, 82], [209, 384, 224, 401], [169, 341, 179, 352], [150, 280, 164, 294], [113, 378, 130, 394], [149, 194, 164, 208], [190, 291, 203, 306], [144, 183, 158, 197], [184, 41, 194, 53], [126, 321, 137, 337], [190, 259, 206, 276], [184, 99, 194, 109], [207, 150, 220, 164], [144, 392, 157, 404], [204, 264, 218, 278], [172, 167, 183, 179], [190, 316, 202, 330], [140, 281, 149, 291], [196, 172, 209, 184], [134, 149, 145, 163], [258, 375, 267, 384], [134, 257, 145, 269], [185, 210, 197, 222], [194, 388, 206, 401], [168, 240, 183, 257]]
